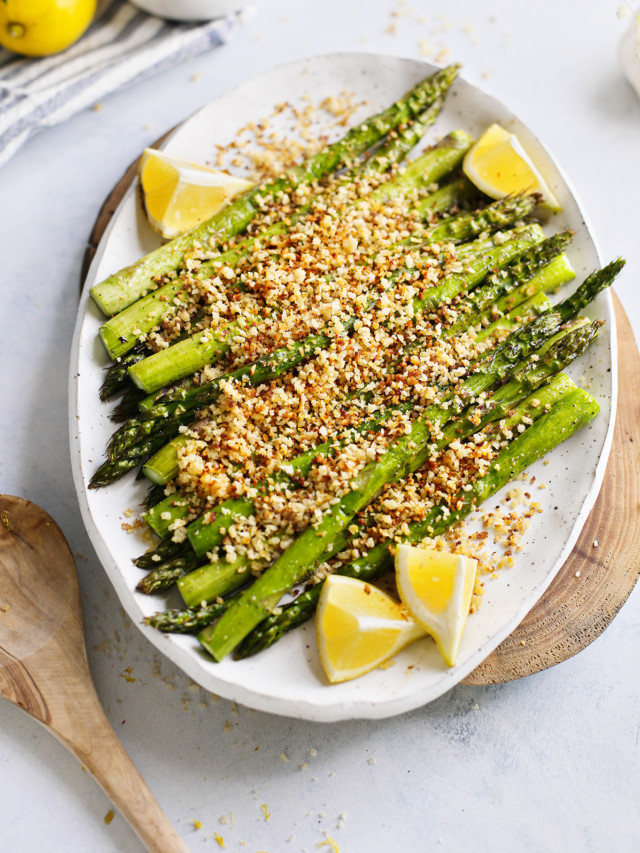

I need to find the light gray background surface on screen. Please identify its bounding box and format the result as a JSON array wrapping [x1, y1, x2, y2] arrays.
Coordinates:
[[1, 1, 639, 851]]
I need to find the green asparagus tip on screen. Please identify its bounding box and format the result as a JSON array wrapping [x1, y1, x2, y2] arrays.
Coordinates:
[[88, 469, 110, 489], [136, 561, 189, 594], [140, 483, 166, 510], [608, 257, 626, 275], [556, 257, 626, 323], [89, 456, 138, 488]]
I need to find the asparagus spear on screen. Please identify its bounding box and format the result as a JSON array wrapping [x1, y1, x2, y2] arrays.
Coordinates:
[[142, 436, 191, 490], [136, 552, 200, 595], [234, 375, 596, 656], [99, 345, 147, 400], [90, 66, 460, 317], [469, 253, 574, 331], [199, 316, 604, 661], [147, 529, 354, 632], [141, 483, 166, 511], [445, 230, 574, 334], [147, 594, 242, 634], [90, 223, 543, 488]]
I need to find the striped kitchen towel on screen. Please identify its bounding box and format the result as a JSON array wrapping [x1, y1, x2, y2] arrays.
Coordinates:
[[0, 0, 252, 169]]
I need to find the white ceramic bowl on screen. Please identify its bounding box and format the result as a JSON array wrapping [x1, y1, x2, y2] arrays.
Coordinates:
[[130, 0, 243, 21]]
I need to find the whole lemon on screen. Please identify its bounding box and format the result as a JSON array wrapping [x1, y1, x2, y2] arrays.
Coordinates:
[[0, 0, 97, 57]]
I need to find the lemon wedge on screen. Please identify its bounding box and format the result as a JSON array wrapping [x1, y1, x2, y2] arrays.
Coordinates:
[[316, 575, 426, 684], [138, 148, 253, 239], [395, 544, 477, 667], [463, 123, 561, 212]]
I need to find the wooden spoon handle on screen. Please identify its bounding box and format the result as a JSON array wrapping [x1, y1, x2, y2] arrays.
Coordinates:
[[51, 682, 190, 853], [0, 495, 189, 851]]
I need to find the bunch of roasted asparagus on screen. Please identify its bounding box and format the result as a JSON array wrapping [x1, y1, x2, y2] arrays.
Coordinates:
[[88, 65, 623, 664]]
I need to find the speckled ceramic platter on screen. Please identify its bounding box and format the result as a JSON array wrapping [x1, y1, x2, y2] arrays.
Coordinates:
[[69, 53, 616, 722]]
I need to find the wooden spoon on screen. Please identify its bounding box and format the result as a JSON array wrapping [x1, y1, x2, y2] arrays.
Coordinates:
[[0, 494, 190, 853]]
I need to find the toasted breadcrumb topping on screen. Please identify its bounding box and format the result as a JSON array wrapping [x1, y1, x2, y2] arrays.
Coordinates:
[[135, 101, 541, 595]]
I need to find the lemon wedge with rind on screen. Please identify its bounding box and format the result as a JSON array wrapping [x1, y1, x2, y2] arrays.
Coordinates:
[[316, 575, 426, 684], [138, 148, 253, 239], [395, 544, 477, 667], [463, 123, 561, 213]]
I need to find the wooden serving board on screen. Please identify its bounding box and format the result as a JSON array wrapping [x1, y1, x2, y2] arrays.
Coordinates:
[[81, 148, 640, 687], [464, 293, 640, 684]]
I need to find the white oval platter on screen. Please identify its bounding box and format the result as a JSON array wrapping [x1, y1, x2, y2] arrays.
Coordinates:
[[69, 53, 616, 722]]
